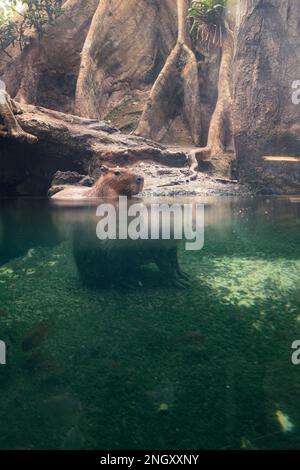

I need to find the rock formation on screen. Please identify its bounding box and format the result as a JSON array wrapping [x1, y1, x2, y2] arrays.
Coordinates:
[[0, 0, 300, 192], [0, 97, 186, 196], [233, 0, 300, 192]]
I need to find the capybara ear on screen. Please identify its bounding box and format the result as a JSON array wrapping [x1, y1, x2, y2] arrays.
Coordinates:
[[100, 165, 109, 175]]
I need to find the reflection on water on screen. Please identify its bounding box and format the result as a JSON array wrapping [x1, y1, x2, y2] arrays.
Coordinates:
[[0, 196, 300, 449]]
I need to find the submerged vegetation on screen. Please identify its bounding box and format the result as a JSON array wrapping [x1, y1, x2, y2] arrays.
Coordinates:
[[0, 0, 63, 54]]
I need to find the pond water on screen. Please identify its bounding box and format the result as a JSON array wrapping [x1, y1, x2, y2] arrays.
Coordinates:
[[0, 196, 300, 450]]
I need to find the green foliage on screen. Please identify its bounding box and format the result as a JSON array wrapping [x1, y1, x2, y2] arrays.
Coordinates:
[[189, 0, 227, 20], [189, 0, 228, 49], [0, 1, 64, 55]]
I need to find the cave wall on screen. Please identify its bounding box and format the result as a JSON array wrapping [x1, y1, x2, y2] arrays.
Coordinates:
[[233, 0, 300, 192]]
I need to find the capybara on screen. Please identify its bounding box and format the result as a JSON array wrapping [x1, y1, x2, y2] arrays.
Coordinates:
[[51, 166, 144, 200], [71, 203, 190, 289]]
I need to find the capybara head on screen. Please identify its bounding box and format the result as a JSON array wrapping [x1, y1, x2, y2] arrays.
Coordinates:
[[91, 166, 144, 198]]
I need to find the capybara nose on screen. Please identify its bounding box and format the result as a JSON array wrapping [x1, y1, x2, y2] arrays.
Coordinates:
[[136, 176, 144, 184]]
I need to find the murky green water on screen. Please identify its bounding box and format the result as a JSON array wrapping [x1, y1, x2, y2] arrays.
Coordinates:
[[0, 196, 300, 450]]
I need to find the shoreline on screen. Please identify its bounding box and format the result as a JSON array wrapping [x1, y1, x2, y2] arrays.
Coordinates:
[[136, 162, 253, 198]]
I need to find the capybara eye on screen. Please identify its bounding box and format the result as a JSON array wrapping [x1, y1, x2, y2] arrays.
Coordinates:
[[114, 171, 121, 176]]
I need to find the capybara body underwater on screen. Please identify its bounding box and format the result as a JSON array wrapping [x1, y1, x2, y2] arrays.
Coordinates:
[[72, 203, 190, 289]]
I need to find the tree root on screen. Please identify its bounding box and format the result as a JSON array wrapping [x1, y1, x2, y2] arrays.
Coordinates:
[[192, 31, 234, 177], [0, 90, 37, 144], [187, 150, 199, 181], [136, 0, 201, 145]]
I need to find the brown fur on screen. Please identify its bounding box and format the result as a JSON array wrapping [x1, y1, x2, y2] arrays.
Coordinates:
[[86, 167, 144, 198], [51, 166, 144, 200]]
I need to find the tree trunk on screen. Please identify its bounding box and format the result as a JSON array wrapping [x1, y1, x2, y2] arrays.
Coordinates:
[[75, 0, 177, 129], [206, 31, 233, 158], [191, 29, 234, 178], [0, 89, 39, 146], [233, 0, 300, 193], [136, 0, 202, 145]]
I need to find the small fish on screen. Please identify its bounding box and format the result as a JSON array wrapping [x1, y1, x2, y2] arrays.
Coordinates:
[[275, 409, 295, 433], [22, 321, 53, 351]]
